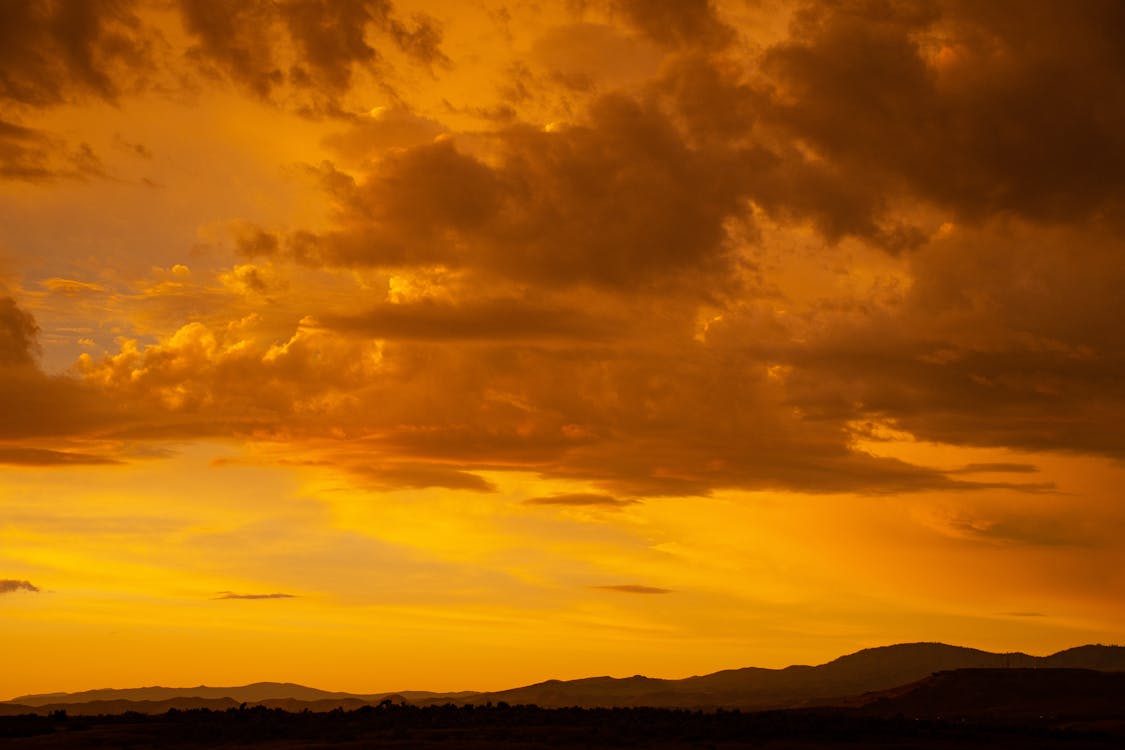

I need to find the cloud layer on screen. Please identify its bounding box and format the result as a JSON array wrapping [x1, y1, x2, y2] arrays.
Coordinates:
[[3, 0, 1124, 496]]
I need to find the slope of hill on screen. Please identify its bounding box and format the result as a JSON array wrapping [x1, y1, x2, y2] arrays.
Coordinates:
[[857, 668, 1125, 719]]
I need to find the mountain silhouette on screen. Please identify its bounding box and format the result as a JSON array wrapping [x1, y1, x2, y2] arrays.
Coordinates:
[[4, 643, 1123, 714], [448, 643, 1125, 709]]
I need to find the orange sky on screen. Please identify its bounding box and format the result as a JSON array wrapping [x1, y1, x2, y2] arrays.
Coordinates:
[[3, 0, 1125, 700]]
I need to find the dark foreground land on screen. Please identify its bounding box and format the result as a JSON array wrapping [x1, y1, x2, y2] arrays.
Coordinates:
[[3, 703, 1125, 750]]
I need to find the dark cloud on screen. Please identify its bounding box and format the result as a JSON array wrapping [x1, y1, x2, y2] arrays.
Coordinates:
[[319, 299, 616, 342], [214, 591, 296, 600], [592, 584, 671, 594], [180, 1, 283, 99], [0, 579, 40, 594], [769, 221, 1125, 461], [179, 0, 447, 110], [0, 296, 38, 366], [754, 0, 1125, 240], [0, 117, 108, 182], [609, 0, 734, 49], [0, 297, 122, 441], [0, 0, 152, 106], [280, 94, 753, 289], [524, 493, 635, 507]]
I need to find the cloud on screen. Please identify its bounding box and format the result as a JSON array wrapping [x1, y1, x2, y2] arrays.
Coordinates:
[[0, 580, 40, 594], [592, 584, 671, 594], [952, 463, 1040, 475], [0, 119, 108, 182], [8, 1, 1125, 501], [178, 0, 448, 111], [319, 299, 616, 342], [770, 221, 1125, 460], [608, 0, 734, 49], [754, 0, 1125, 235], [927, 508, 1094, 547], [41, 278, 108, 295], [0, 297, 124, 442], [322, 107, 446, 160], [278, 94, 752, 289], [0, 0, 152, 106], [523, 493, 635, 508], [0, 447, 121, 467], [214, 591, 297, 600], [323, 462, 497, 493], [0, 296, 38, 366]]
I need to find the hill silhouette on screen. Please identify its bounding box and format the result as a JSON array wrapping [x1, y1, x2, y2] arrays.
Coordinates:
[[6, 682, 475, 708], [447, 642, 1125, 709], [4, 643, 1123, 715]]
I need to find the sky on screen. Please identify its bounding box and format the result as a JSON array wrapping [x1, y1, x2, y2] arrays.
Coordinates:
[[2, 0, 1125, 700]]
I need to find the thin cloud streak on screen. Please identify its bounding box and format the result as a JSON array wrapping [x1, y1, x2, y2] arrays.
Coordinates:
[[213, 592, 297, 600], [592, 585, 672, 595]]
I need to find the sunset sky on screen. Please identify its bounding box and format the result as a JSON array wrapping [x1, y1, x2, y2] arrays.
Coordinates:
[[3, 0, 1125, 700]]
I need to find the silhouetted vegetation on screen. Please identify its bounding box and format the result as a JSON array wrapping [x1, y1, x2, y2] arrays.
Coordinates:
[[2, 701, 1124, 748]]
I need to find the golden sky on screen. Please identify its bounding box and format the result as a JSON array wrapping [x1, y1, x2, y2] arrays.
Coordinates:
[[3, 0, 1125, 699]]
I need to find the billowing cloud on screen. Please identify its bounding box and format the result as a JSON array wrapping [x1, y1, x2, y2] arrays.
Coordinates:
[[274, 94, 754, 289], [5, 0, 1125, 496], [0, 579, 40, 594], [755, 0, 1125, 235]]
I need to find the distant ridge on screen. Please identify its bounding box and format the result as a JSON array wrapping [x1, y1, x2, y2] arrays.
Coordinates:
[[445, 643, 1125, 709], [5, 682, 477, 709], [4, 643, 1123, 714]]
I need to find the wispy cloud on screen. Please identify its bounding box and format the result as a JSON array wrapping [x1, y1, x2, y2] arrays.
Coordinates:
[[999, 611, 1046, 618], [592, 584, 671, 595], [950, 463, 1040, 475], [0, 447, 121, 466], [524, 493, 635, 508], [213, 591, 296, 600]]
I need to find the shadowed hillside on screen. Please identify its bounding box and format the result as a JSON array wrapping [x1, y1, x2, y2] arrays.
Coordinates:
[[855, 668, 1125, 720]]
